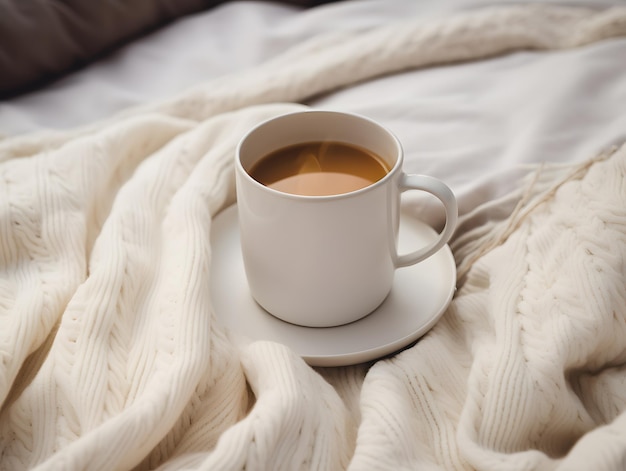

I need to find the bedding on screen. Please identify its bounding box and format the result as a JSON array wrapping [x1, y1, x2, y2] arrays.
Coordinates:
[[1, 1, 626, 470], [0, 0, 336, 98]]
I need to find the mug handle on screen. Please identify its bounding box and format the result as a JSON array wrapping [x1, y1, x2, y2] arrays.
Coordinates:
[[394, 173, 458, 268]]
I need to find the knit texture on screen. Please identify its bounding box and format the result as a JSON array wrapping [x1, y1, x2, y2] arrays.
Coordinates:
[[1, 5, 626, 470]]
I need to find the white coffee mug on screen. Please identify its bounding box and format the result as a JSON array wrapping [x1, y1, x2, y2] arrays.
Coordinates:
[[235, 110, 457, 327]]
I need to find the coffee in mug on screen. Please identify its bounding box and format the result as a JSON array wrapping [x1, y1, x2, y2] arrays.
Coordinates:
[[236, 110, 458, 328], [248, 141, 390, 196]]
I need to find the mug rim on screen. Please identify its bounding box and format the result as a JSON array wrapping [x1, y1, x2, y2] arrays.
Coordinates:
[[235, 109, 404, 201]]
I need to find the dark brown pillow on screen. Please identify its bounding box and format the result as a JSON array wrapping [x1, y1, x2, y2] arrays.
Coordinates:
[[0, 0, 340, 99]]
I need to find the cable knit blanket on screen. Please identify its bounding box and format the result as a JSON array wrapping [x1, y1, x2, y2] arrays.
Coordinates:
[[1, 4, 626, 470]]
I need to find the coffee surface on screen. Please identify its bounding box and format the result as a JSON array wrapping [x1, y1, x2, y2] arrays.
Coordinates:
[[249, 141, 390, 196]]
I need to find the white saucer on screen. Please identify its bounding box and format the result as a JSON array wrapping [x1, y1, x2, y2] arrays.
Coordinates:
[[210, 204, 456, 367]]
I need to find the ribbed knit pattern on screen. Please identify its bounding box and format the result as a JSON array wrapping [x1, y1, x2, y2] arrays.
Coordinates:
[[1, 5, 626, 470]]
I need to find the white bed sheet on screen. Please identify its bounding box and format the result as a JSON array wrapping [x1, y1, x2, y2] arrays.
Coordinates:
[[1, 0, 625, 220]]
